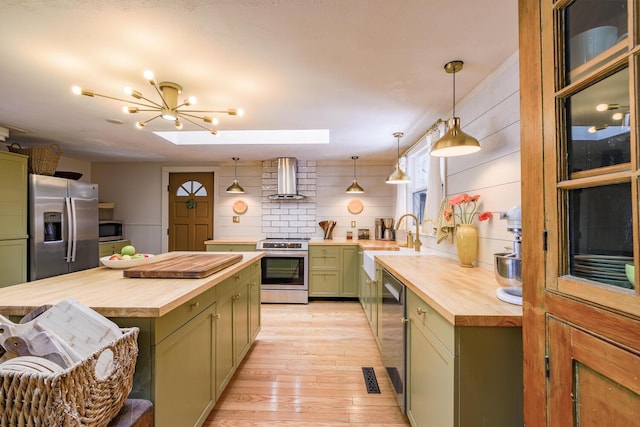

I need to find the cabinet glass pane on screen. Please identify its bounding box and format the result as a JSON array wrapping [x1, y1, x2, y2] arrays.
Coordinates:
[[564, 0, 627, 83], [566, 68, 630, 175], [569, 183, 634, 289]]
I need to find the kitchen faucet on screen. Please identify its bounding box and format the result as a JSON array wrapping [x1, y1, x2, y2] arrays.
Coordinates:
[[395, 213, 422, 252]]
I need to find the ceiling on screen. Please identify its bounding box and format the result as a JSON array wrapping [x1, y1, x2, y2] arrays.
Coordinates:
[[0, 1, 519, 163]]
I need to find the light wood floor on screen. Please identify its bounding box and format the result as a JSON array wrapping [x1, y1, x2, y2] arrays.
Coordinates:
[[204, 301, 411, 427]]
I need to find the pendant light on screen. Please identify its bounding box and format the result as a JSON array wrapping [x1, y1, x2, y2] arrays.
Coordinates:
[[386, 132, 411, 184], [345, 156, 365, 193], [430, 60, 481, 157], [226, 157, 245, 193]]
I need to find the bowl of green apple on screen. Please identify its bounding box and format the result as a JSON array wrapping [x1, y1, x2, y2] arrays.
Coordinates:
[[100, 245, 154, 269]]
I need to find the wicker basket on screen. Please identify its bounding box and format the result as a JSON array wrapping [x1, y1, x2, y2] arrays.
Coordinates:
[[0, 327, 139, 427], [8, 143, 61, 175]]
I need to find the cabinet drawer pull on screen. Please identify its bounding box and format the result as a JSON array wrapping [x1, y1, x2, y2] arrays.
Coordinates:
[[232, 294, 241, 300], [417, 307, 427, 315], [190, 301, 200, 308], [215, 313, 221, 319], [402, 317, 410, 324]]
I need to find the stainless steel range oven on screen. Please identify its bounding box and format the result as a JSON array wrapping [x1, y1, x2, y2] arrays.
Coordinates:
[[256, 238, 309, 304]]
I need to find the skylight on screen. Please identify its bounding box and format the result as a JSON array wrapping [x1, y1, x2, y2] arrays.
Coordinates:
[[154, 129, 330, 145]]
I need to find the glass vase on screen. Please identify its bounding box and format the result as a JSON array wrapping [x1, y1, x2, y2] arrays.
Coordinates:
[[456, 224, 478, 267]]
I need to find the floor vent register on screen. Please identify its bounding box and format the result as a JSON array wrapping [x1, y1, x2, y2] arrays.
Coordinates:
[[361, 367, 381, 394]]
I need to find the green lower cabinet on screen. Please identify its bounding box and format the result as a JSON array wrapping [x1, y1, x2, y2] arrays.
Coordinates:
[[340, 246, 359, 297], [406, 288, 523, 427], [155, 303, 216, 427], [309, 245, 360, 297]]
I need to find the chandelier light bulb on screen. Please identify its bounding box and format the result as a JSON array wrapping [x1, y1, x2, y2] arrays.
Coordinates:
[[175, 120, 183, 130], [612, 112, 624, 121], [143, 70, 154, 82], [124, 86, 133, 96], [136, 121, 146, 129], [71, 86, 81, 95], [596, 103, 609, 111], [188, 96, 197, 105]]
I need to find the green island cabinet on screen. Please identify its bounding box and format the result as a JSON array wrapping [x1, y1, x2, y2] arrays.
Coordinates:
[[309, 245, 359, 297], [112, 260, 261, 427], [206, 243, 256, 252], [405, 288, 522, 427], [0, 151, 28, 288]]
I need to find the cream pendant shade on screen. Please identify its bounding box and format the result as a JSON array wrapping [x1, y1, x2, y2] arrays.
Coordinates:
[[386, 132, 411, 184], [430, 117, 481, 157], [430, 60, 481, 158], [345, 156, 365, 193], [226, 157, 245, 193]]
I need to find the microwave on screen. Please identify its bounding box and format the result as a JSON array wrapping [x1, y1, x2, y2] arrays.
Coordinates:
[[99, 220, 124, 242]]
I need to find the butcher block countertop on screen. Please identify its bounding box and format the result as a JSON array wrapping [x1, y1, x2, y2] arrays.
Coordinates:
[[0, 251, 263, 319], [376, 254, 522, 327]]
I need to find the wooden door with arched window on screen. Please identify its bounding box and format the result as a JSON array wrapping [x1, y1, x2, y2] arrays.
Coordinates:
[[168, 172, 214, 251]]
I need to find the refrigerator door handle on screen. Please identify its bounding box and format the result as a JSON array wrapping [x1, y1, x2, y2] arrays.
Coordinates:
[[65, 197, 73, 262], [70, 197, 78, 262]]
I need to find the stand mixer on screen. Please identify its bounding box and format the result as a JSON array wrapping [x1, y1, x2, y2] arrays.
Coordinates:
[[494, 205, 523, 305]]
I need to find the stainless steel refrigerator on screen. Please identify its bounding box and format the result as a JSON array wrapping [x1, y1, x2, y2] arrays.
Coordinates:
[[29, 174, 99, 280]]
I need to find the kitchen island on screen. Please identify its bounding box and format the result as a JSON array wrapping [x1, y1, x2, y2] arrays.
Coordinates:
[[374, 253, 523, 426], [0, 251, 263, 427]]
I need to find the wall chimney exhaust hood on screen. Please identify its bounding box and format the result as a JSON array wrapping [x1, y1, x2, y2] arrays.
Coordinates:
[[269, 157, 305, 200]]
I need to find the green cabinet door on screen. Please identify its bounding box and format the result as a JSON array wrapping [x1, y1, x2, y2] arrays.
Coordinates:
[[249, 262, 261, 340], [233, 280, 250, 363], [309, 271, 340, 296], [155, 303, 216, 427], [215, 280, 235, 399], [0, 239, 27, 288], [407, 317, 454, 427], [340, 246, 359, 297], [0, 151, 27, 240]]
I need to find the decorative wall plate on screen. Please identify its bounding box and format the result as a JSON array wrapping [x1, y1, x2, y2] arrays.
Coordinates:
[[348, 199, 364, 214], [233, 200, 248, 214]]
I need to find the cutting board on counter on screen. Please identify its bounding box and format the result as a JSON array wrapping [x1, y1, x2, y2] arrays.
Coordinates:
[[123, 253, 243, 278]]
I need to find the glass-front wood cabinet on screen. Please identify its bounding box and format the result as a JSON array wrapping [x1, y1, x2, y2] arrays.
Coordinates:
[[519, 0, 639, 425]]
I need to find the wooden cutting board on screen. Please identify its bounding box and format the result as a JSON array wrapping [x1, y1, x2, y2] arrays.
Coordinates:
[[123, 253, 243, 278]]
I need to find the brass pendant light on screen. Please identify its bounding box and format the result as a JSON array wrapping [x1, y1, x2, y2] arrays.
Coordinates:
[[386, 132, 411, 184], [430, 60, 481, 157], [345, 156, 365, 193], [226, 157, 245, 193]]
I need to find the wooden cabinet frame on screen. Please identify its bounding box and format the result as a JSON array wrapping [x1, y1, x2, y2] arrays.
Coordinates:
[[519, 1, 640, 425]]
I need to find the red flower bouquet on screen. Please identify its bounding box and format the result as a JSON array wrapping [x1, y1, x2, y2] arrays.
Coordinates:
[[444, 193, 493, 224]]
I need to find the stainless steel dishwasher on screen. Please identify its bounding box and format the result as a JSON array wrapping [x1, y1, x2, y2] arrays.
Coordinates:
[[380, 268, 406, 413]]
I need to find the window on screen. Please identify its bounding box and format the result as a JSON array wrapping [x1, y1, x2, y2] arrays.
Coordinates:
[[176, 180, 208, 197], [406, 143, 430, 224]]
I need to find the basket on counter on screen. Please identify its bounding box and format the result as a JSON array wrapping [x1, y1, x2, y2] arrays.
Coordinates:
[[0, 327, 139, 427], [8, 143, 61, 175]]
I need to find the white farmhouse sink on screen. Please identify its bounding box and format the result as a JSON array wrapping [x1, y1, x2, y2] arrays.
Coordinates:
[[362, 248, 421, 281]]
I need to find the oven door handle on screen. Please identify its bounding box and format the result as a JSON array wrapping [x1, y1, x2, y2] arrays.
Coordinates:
[[261, 251, 308, 257]]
